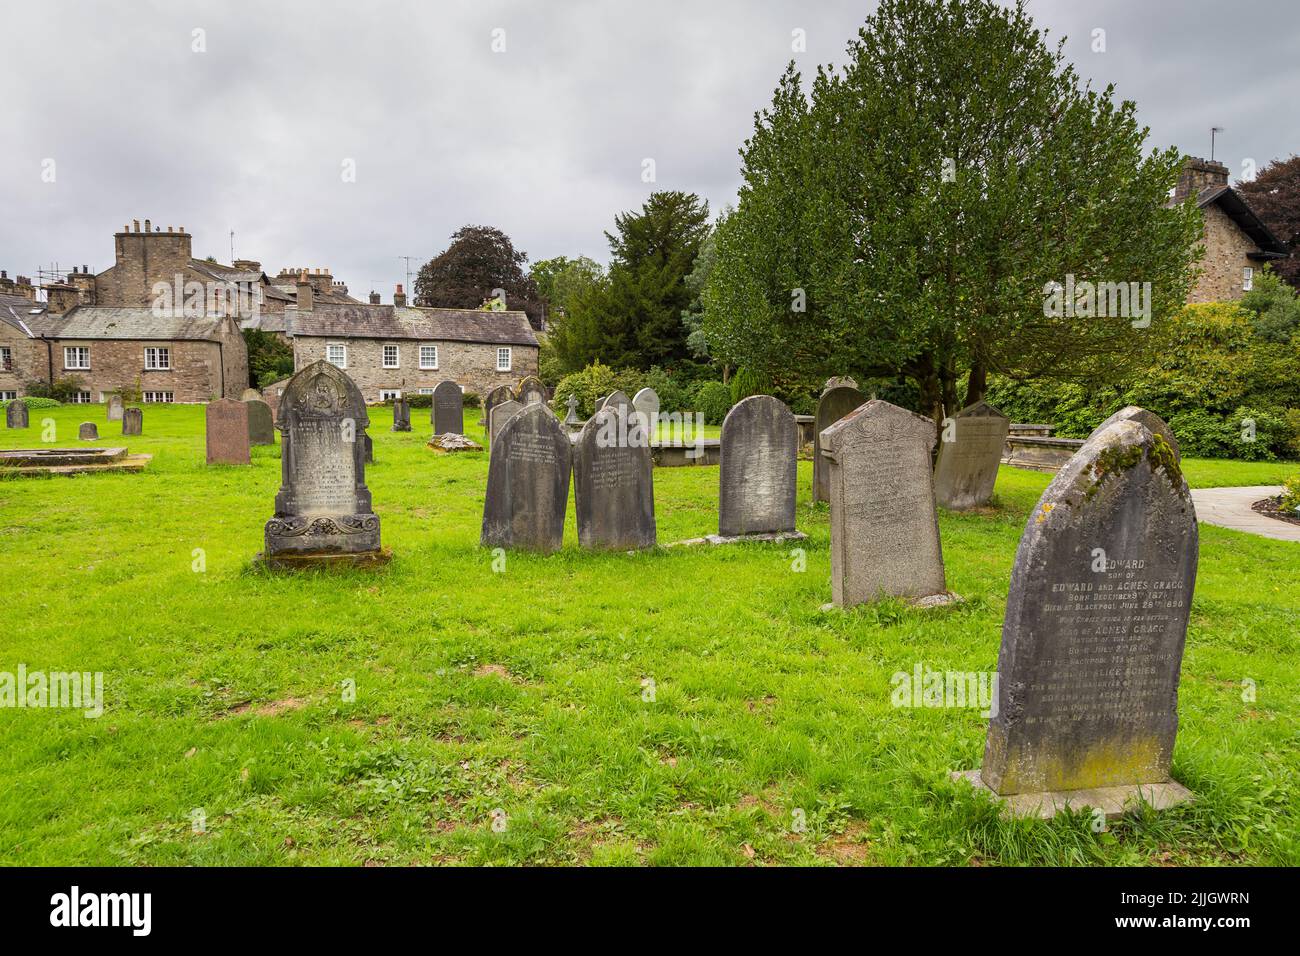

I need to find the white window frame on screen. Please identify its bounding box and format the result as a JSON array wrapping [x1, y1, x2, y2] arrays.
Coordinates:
[[0, 390, 16, 401], [143, 391, 174, 403], [64, 346, 90, 370], [382, 344, 400, 369], [326, 343, 347, 369], [0, 346, 11, 371], [419, 344, 438, 370], [379, 389, 402, 401], [72, 391, 92, 404], [496, 347, 512, 372], [144, 346, 171, 370], [416, 387, 434, 395], [1243, 267, 1254, 291]]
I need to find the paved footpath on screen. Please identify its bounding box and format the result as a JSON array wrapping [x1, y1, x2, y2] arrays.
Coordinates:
[[1190, 486, 1300, 542]]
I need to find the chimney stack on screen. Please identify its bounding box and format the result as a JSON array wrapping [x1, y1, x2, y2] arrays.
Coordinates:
[[296, 270, 314, 311], [393, 284, 407, 307], [1174, 156, 1230, 202], [369, 290, 381, 305]]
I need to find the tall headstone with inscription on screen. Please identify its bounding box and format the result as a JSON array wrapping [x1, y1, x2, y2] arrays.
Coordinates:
[[106, 395, 124, 422], [481, 402, 572, 552], [960, 417, 1197, 816], [820, 400, 946, 605], [489, 399, 522, 445], [432, 380, 464, 435], [574, 403, 655, 550], [813, 383, 866, 502], [205, 399, 250, 465], [632, 388, 660, 443], [517, 376, 547, 405], [262, 360, 383, 566], [1088, 405, 1180, 460], [245, 399, 275, 445], [481, 384, 514, 427], [391, 399, 411, 432], [121, 406, 142, 436], [718, 395, 798, 538], [6, 400, 29, 429], [933, 400, 1010, 510]]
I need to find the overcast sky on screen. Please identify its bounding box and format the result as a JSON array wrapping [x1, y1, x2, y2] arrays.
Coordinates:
[[3, 0, 1298, 299]]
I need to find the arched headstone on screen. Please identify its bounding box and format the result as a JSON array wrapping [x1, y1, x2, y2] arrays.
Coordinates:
[[1088, 405, 1180, 460], [245, 399, 275, 445], [633, 388, 660, 443], [574, 403, 655, 550], [718, 395, 797, 537], [481, 384, 514, 427], [106, 395, 124, 422], [481, 402, 572, 552], [6, 400, 29, 429], [517, 376, 547, 405], [489, 399, 522, 445], [813, 384, 866, 502], [432, 380, 464, 435]]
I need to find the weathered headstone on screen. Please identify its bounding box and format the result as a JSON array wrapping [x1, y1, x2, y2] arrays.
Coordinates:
[[718, 395, 798, 537], [563, 393, 581, 427], [632, 388, 660, 443], [121, 407, 142, 436], [363, 433, 374, 464], [5, 400, 28, 429], [245, 399, 275, 445], [574, 404, 656, 550], [432, 380, 464, 435], [517, 376, 547, 405], [240, 387, 262, 402], [602, 390, 632, 415], [263, 360, 382, 564], [1089, 405, 1180, 459], [205, 399, 250, 464], [820, 400, 946, 605], [391, 399, 411, 432], [481, 384, 514, 427], [822, 376, 858, 394], [106, 395, 124, 422], [933, 400, 1010, 510], [968, 417, 1197, 814], [78, 422, 99, 441], [481, 402, 572, 552], [489, 399, 522, 445], [813, 384, 866, 502]]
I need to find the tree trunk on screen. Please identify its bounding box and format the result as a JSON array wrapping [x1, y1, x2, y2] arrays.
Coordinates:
[[964, 359, 987, 407]]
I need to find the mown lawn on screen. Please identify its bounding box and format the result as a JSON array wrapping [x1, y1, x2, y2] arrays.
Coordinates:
[[1, 403, 1296, 866]]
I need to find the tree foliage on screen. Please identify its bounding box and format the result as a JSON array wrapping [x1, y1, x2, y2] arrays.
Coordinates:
[[1237, 155, 1300, 291], [702, 0, 1201, 422], [414, 225, 543, 329]]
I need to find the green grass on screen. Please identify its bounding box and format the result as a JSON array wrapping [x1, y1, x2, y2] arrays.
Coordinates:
[[1, 404, 1296, 866]]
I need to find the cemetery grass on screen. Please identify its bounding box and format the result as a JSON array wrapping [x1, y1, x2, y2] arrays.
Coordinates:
[[1, 405, 1296, 867]]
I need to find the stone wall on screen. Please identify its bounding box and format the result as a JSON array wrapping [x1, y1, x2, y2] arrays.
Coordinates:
[[1189, 204, 1261, 303], [94, 226, 194, 308], [0, 323, 47, 397], [47, 333, 241, 402], [292, 335, 539, 402]]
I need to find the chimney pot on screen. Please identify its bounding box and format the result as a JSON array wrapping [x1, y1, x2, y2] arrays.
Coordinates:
[[133, 219, 140, 232]]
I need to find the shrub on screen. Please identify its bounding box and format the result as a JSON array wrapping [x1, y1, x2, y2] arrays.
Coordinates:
[[1280, 475, 1300, 513], [24, 375, 85, 404], [640, 366, 695, 416], [0, 396, 60, 409], [550, 362, 641, 418], [729, 367, 770, 405], [694, 381, 733, 424]]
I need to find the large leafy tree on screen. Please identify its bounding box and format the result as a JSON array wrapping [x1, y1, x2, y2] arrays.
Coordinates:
[[1238, 155, 1300, 290], [703, 0, 1201, 421], [414, 225, 543, 329], [530, 255, 605, 321]]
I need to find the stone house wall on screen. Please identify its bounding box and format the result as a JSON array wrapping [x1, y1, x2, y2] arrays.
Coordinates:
[[0, 323, 47, 397], [46, 325, 246, 402], [1189, 204, 1263, 303]]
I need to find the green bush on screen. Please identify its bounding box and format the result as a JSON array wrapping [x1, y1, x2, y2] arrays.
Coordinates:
[[640, 366, 695, 416], [0, 396, 61, 409], [1280, 475, 1300, 513], [694, 381, 733, 424], [550, 362, 641, 418], [729, 367, 770, 405], [24, 375, 85, 404]]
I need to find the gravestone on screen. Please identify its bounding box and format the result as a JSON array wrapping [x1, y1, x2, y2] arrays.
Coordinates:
[[517, 376, 547, 405], [205, 399, 250, 464], [813, 384, 866, 502], [121, 407, 142, 436], [391, 399, 411, 432], [601, 390, 632, 415], [432, 380, 464, 435], [822, 376, 858, 394], [967, 417, 1197, 814], [78, 422, 99, 441], [6, 400, 28, 429], [245, 399, 275, 445], [574, 403, 656, 550], [106, 395, 124, 421], [481, 402, 572, 552], [718, 395, 798, 537], [481, 384, 514, 427], [933, 400, 1010, 510], [1089, 406, 1180, 460], [263, 360, 382, 564], [363, 433, 374, 464], [240, 387, 262, 402], [563, 394, 581, 427], [633, 388, 660, 443], [820, 400, 946, 606], [489, 399, 522, 445]]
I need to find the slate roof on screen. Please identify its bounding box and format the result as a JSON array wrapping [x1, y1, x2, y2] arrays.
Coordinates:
[[44, 307, 232, 341], [0, 293, 46, 336], [289, 304, 539, 346], [1170, 186, 1290, 258]]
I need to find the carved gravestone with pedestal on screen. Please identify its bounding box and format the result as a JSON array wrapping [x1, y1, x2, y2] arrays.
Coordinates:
[[517, 376, 547, 406], [632, 388, 660, 443], [820, 400, 946, 606], [718, 395, 798, 538], [205, 399, 250, 464], [1089, 405, 1181, 460], [574, 403, 655, 550], [934, 400, 1010, 510], [432, 380, 464, 435], [245, 399, 275, 445], [121, 407, 142, 436], [481, 402, 572, 552], [489, 399, 522, 445], [262, 361, 383, 566], [960, 413, 1197, 818], [813, 383, 866, 502], [481, 384, 514, 427], [106, 395, 124, 422], [391, 399, 411, 432], [6, 400, 28, 429]]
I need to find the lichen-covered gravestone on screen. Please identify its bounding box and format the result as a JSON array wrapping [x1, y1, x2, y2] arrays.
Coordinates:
[[480, 384, 514, 427], [121, 407, 142, 436], [813, 383, 866, 502], [489, 399, 522, 445], [574, 403, 655, 550], [965, 414, 1197, 817], [820, 399, 946, 606], [6, 400, 28, 429], [432, 380, 464, 435], [933, 400, 1010, 510], [205, 399, 250, 464], [245, 399, 275, 445], [1088, 405, 1180, 460], [481, 402, 572, 552], [718, 395, 798, 538], [517, 376, 547, 405], [632, 388, 660, 443], [262, 360, 383, 566], [106, 395, 124, 422], [78, 422, 98, 441]]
